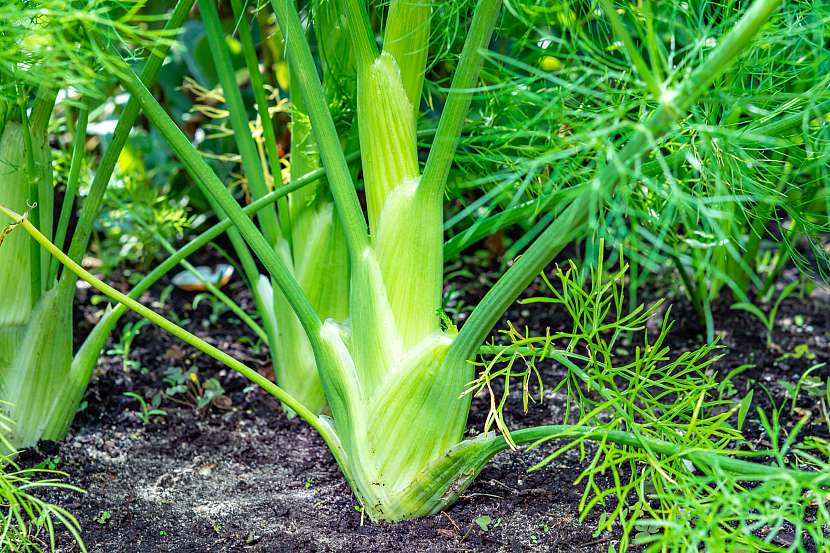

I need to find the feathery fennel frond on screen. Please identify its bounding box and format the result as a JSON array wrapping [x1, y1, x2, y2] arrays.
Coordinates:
[[444, 1, 829, 304], [473, 252, 830, 551], [0, 0, 176, 102]]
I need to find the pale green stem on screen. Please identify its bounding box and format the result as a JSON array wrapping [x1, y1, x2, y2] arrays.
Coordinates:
[[383, 0, 431, 112], [51, 105, 88, 282], [341, 0, 379, 68], [18, 101, 41, 304], [503, 426, 825, 486], [419, 0, 502, 202], [230, 0, 292, 241], [269, 0, 370, 257], [199, 0, 281, 246]]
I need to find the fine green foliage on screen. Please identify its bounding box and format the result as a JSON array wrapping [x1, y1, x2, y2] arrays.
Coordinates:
[[471, 253, 830, 550], [0, 418, 86, 552], [0, 0, 175, 103], [2, 0, 828, 550], [444, 1, 830, 329], [95, 128, 192, 274]]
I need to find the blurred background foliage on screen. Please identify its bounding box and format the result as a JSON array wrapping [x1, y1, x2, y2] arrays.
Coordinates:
[[48, 0, 828, 329]]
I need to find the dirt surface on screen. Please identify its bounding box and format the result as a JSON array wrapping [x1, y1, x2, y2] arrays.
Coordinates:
[[20, 255, 830, 553]]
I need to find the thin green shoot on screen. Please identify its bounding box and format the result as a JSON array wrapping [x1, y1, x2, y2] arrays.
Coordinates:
[[122, 392, 167, 425]]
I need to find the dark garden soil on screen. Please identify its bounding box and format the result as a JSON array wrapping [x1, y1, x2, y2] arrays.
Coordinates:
[[20, 252, 830, 553]]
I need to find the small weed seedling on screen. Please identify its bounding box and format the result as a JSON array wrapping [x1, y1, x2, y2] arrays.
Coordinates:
[[123, 392, 167, 425], [107, 319, 151, 371], [161, 366, 228, 412], [731, 280, 801, 348]]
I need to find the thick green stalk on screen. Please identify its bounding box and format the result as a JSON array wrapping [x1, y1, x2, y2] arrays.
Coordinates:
[[269, 0, 369, 257], [358, 53, 420, 231], [19, 104, 41, 304], [357, 0, 503, 360], [0, 123, 36, 328], [383, 0, 431, 112], [64, 0, 195, 268], [352, 51, 440, 383], [277, 58, 350, 412], [230, 0, 292, 241], [372, 175, 443, 349], [419, 0, 502, 202], [50, 105, 88, 282], [1, 281, 74, 446], [30, 90, 57, 276], [341, 0, 379, 68], [0, 123, 37, 379], [199, 0, 281, 246], [271, 0, 392, 415]]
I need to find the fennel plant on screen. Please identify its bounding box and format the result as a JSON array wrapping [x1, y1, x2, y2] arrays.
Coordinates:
[[3, 0, 830, 549], [0, 0, 187, 448]]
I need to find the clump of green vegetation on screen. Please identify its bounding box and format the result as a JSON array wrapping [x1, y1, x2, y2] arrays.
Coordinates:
[[94, 127, 192, 274], [0, 418, 85, 552], [0, 0, 828, 550], [474, 251, 830, 550], [0, 0, 187, 449]]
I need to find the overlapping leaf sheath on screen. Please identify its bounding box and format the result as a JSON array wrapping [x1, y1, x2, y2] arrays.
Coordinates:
[[268, 86, 350, 415], [0, 123, 35, 374], [311, 49, 468, 520], [0, 120, 75, 448], [270, 203, 349, 414]]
